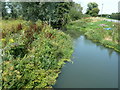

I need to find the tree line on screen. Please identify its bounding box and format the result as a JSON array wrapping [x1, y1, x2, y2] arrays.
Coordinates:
[[1, 2, 103, 29], [1, 2, 83, 29], [110, 13, 120, 20]]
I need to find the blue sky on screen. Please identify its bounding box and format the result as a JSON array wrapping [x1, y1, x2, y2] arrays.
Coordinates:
[[73, 0, 120, 14]]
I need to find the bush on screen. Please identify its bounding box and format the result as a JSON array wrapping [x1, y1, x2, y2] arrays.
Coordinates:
[[85, 29, 104, 42], [2, 20, 73, 89], [9, 44, 28, 58]]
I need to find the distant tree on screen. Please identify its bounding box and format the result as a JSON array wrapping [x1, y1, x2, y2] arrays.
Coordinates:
[[1, 2, 73, 30], [51, 2, 73, 29], [69, 2, 83, 21], [1, 2, 23, 19], [110, 13, 120, 20], [86, 2, 100, 17]]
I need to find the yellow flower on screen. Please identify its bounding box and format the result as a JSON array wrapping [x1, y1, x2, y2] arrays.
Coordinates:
[[1, 38, 6, 41], [9, 39, 14, 43]]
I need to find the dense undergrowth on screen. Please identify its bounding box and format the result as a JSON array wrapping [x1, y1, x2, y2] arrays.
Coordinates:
[[1, 17, 119, 89], [1, 19, 73, 89], [65, 18, 91, 38], [66, 17, 120, 52]]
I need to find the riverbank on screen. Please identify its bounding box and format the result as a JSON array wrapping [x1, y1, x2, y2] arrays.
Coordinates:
[[54, 35, 118, 88], [65, 17, 120, 52], [1, 19, 73, 88]]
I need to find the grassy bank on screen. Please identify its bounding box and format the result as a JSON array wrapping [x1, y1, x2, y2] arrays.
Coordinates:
[[65, 17, 120, 52], [1, 19, 73, 88]]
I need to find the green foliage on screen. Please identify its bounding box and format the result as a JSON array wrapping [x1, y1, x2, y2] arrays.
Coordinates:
[[84, 20, 120, 52], [87, 2, 98, 10], [1, 2, 8, 18], [9, 45, 28, 58], [65, 17, 120, 52], [101, 40, 117, 47], [50, 2, 73, 29], [110, 13, 120, 20], [1, 19, 73, 89], [2, 2, 73, 30], [82, 14, 91, 18], [2, 19, 27, 37], [85, 29, 104, 42], [65, 19, 88, 38], [69, 3, 83, 21], [86, 2, 100, 17]]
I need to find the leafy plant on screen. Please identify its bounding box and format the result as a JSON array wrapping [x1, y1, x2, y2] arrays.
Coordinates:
[[1, 19, 73, 89]]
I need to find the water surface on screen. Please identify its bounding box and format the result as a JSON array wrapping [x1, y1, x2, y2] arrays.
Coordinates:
[[54, 36, 119, 88]]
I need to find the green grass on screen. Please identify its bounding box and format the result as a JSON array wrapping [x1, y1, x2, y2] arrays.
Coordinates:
[[85, 20, 120, 52], [65, 19, 90, 38], [66, 17, 120, 52]]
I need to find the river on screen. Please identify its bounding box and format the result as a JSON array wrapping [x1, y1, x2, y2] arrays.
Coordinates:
[[54, 35, 119, 88]]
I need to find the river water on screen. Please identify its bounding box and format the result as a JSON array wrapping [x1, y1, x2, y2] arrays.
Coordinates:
[[54, 35, 119, 88]]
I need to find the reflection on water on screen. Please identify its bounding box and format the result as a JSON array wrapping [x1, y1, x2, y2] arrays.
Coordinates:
[[54, 35, 118, 88], [83, 36, 116, 58]]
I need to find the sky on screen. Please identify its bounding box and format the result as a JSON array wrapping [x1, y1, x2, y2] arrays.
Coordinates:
[[73, 0, 120, 14]]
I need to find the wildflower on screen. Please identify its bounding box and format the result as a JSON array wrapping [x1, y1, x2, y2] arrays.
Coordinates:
[[9, 39, 14, 43], [112, 25, 115, 27], [1, 38, 6, 41], [99, 24, 107, 27]]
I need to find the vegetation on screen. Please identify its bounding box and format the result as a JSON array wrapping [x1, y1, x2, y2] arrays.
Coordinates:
[[110, 13, 120, 20], [1, 2, 83, 30], [69, 3, 83, 21], [1, 1, 84, 89], [66, 17, 120, 52], [65, 18, 90, 38], [99, 13, 120, 20], [1, 19, 73, 88], [1, 1, 119, 89], [84, 20, 120, 52], [86, 2, 100, 17]]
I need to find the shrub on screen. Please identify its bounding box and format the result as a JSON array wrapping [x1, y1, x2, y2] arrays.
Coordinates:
[[2, 19, 73, 89], [9, 44, 28, 58]]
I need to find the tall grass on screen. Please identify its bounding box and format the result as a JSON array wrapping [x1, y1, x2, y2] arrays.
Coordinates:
[[1, 19, 73, 88]]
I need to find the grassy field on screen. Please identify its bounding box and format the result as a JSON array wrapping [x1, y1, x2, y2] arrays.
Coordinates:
[[1, 19, 73, 88], [66, 17, 120, 52]]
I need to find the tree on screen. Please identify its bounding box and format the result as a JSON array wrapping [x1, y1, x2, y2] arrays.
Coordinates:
[[18, 2, 72, 29], [7, 2, 18, 19], [86, 2, 100, 17], [1, 2, 73, 30], [110, 13, 120, 20], [51, 2, 72, 29], [69, 2, 83, 21], [1, 2, 8, 18]]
